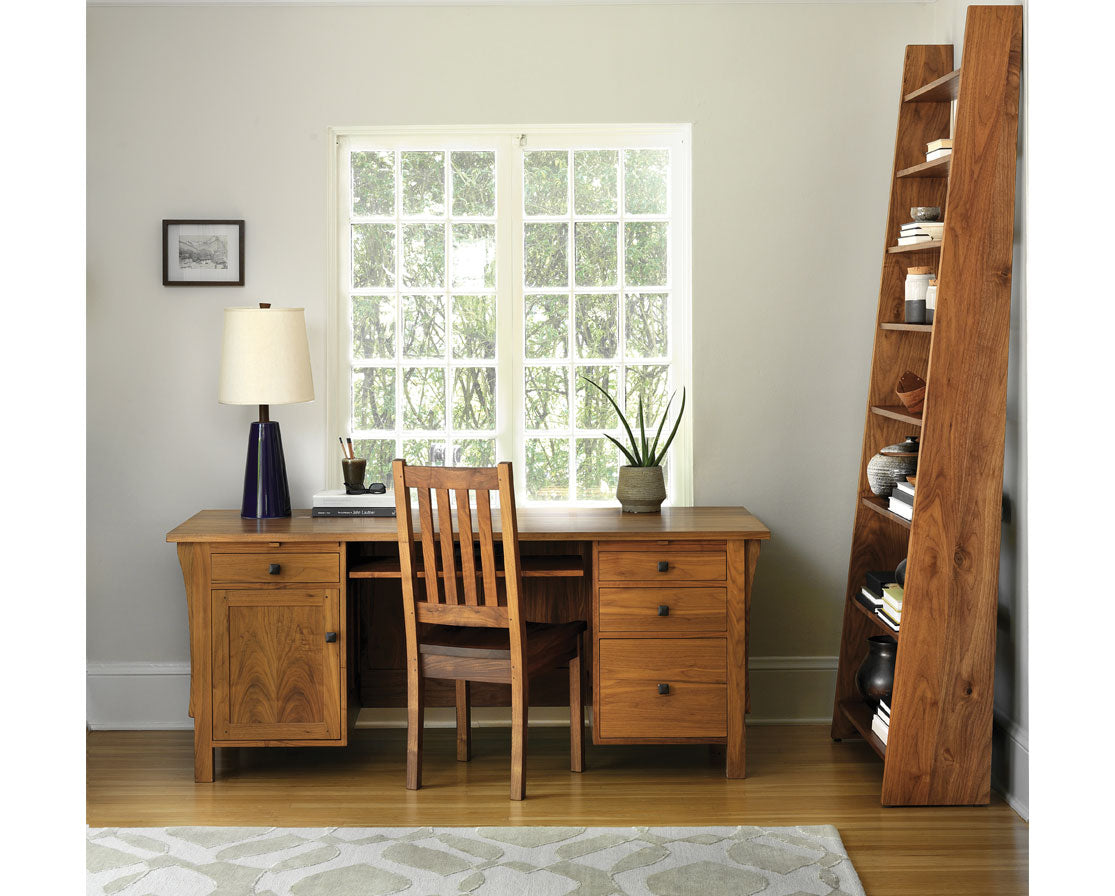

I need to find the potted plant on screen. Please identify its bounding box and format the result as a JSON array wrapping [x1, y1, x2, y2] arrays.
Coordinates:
[[581, 376, 686, 513]]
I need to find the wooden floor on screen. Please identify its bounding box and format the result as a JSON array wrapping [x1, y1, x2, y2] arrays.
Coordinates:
[[87, 725, 1027, 895]]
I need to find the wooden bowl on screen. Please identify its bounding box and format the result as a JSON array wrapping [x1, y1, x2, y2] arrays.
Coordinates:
[[896, 370, 926, 414]]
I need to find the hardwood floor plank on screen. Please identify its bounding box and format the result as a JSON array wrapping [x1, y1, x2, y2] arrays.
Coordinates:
[[87, 725, 1026, 895]]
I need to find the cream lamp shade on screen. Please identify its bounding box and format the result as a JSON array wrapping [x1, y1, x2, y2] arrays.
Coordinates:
[[218, 306, 314, 406]]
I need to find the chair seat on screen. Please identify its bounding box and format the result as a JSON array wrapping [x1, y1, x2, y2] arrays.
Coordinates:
[[420, 620, 587, 672]]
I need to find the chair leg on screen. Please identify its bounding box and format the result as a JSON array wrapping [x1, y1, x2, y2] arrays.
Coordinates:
[[510, 674, 529, 801], [456, 679, 472, 762], [406, 661, 424, 790], [569, 638, 585, 773]]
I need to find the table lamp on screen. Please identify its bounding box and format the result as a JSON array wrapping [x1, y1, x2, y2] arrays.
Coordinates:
[[219, 303, 314, 518]]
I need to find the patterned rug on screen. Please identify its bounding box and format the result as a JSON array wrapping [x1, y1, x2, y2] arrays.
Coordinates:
[[87, 824, 866, 896]]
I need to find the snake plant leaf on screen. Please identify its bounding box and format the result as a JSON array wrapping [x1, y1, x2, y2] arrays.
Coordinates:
[[648, 391, 675, 463], [581, 375, 640, 463], [603, 432, 639, 467], [651, 387, 686, 467], [638, 396, 648, 466]]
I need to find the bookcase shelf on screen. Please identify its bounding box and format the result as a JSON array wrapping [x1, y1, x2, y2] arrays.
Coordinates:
[[904, 68, 960, 103], [850, 595, 900, 638], [860, 496, 911, 530], [880, 322, 933, 333], [831, 7, 1021, 807], [870, 405, 923, 427], [897, 156, 951, 179], [837, 699, 886, 759], [887, 240, 942, 254]]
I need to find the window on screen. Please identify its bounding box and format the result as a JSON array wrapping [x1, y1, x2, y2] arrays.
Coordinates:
[[328, 127, 691, 504]]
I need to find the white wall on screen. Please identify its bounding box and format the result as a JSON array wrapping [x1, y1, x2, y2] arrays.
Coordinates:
[[87, 3, 939, 726]]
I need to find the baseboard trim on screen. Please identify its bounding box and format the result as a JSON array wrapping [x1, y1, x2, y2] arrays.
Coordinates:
[[86, 656, 840, 730], [992, 710, 1029, 820]]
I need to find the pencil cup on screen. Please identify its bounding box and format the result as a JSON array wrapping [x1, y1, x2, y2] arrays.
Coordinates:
[[342, 458, 366, 494]]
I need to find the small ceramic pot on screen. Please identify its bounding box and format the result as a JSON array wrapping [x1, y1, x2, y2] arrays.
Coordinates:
[[856, 635, 898, 708], [910, 206, 941, 222], [616, 466, 666, 513], [866, 436, 919, 497], [895, 557, 907, 588]]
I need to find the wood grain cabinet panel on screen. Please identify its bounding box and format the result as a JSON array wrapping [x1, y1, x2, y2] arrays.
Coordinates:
[[597, 551, 726, 583], [597, 587, 726, 633], [212, 588, 343, 742], [211, 552, 340, 585], [598, 638, 727, 739]]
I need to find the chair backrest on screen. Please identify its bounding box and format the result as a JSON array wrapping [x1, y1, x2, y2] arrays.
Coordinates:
[[392, 459, 527, 639]]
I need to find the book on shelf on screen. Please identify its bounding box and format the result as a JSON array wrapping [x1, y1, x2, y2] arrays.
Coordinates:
[[888, 496, 914, 520], [890, 487, 914, 509], [857, 587, 884, 608], [897, 234, 934, 246], [865, 570, 896, 598], [925, 148, 952, 161], [871, 711, 890, 745], [879, 698, 891, 718], [880, 603, 902, 625], [875, 609, 900, 632], [894, 480, 916, 499], [926, 138, 954, 152], [882, 583, 903, 607]]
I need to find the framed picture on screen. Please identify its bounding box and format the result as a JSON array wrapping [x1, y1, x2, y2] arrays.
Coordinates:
[[163, 219, 244, 286]]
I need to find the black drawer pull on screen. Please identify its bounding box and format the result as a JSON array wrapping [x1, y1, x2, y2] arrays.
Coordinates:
[[657, 560, 669, 573], [268, 563, 281, 575], [325, 632, 338, 643], [657, 683, 670, 695], [657, 604, 670, 616]]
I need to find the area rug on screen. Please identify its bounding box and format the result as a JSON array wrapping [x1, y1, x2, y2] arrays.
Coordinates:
[[87, 824, 866, 896]]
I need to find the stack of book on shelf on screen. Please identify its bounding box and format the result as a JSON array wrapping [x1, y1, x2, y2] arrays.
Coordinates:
[[925, 137, 953, 161], [898, 220, 945, 245], [871, 699, 892, 746], [312, 488, 396, 518], [855, 569, 894, 616], [888, 475, 915, 520], [876, 583, 903, 632]]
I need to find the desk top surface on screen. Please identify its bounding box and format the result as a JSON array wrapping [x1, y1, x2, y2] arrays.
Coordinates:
[[167, 506, 770, 544]]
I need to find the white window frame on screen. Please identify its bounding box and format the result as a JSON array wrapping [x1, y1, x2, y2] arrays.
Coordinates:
[[326, 125, 693, 506]]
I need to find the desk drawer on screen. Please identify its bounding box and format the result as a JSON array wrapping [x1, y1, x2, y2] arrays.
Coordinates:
[[597, 638, 727, 739], [211, 552, 340, 584], [597, 550, 726, 583], [598, 587, 726, 633]]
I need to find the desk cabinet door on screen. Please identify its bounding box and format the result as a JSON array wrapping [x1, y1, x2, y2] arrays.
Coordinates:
[[212, 589, 343, 742]]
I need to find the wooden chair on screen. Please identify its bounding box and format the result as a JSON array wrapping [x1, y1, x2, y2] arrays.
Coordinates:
[[391, 459, 586, 800]]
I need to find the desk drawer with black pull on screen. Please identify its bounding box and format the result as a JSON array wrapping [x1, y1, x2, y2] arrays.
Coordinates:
[[210, 551, 341, 585], [598, 587, 726, 633], [597, 637, 727, 739], [597, 550, 726, 583]]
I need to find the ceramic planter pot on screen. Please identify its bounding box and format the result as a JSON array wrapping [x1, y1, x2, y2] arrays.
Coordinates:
[[866, 436, 920, 497], [616, 466, 666, 513], [856, 635, 898, 708]]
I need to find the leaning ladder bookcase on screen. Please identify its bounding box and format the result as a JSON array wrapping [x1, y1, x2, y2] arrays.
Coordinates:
[[830, 5, 1022, 806]]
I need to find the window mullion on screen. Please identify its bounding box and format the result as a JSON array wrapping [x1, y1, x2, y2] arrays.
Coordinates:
[[500, 137, 521, 488]]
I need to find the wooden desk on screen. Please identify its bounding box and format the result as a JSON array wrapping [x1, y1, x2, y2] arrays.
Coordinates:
[[168, 507, 769, 783]]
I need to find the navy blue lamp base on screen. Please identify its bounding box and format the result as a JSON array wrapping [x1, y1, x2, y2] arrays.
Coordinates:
[[241, 421, 292, 519]]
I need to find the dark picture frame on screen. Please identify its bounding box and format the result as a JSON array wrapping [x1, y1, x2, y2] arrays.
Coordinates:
[[162, 219, 245, 286]]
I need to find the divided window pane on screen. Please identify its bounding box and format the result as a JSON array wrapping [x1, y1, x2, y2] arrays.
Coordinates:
[[343, 137, 677, 502]]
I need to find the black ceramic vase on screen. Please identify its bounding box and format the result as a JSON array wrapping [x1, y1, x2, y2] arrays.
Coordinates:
[[856, 635, 898, 708]]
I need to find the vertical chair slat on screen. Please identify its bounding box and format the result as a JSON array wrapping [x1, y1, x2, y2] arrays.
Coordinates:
[[436, 487, 459, 605], [416, 487, 441, 604], [475, 489, 498, 608], [456, 488, 478, 606]]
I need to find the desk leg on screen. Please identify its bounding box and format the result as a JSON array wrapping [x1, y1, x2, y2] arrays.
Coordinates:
[[726, 539, 761, 778], [178, 543, 215, 783]]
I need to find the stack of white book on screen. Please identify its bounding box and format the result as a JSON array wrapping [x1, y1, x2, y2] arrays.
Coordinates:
[[875, 584, 903, 632], [888, 477, 915, 520], [898, 220, 944, 245], [312, 488, 396, 518], [871, 699, 892, 745], [925, 137, 953, 161]]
